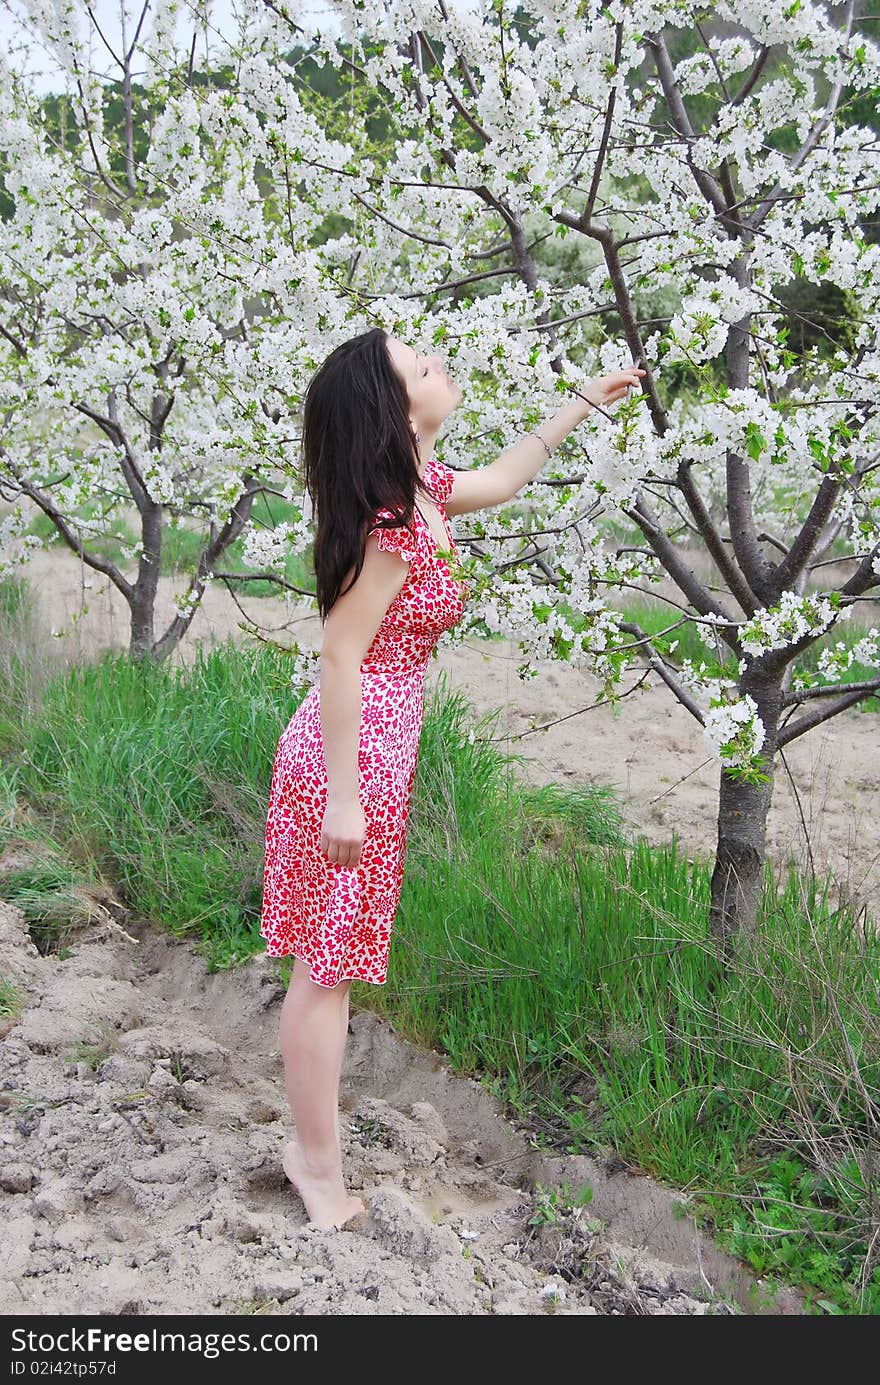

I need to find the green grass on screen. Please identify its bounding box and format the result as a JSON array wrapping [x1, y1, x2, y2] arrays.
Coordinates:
[[0, 974, 23, 1022], [0, 857, 103, 954], [0, 591, 877, 1315]]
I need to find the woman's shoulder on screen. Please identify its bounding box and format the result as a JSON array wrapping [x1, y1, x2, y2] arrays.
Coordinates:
[[366, 506, 419, 564], [364, 454, 454, 560]]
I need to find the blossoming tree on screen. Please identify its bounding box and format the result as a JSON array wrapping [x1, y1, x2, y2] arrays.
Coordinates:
[[1, 0, 879, 946]]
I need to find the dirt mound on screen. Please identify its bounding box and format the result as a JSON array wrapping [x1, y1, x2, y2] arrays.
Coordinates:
[[0, 896, 803, 1315]]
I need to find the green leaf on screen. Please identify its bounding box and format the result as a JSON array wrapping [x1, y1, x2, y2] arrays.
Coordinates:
[[745, 421, 766, 461]]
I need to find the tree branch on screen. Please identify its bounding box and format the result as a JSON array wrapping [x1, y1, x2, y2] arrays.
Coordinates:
[[782, 676, 880, 707], [777, 681, 880, 747], [582, 22, 623, 226], [0, 450, 133, 601], [769, 473, 842, 594], [675, 459, 760, 615], [840, 543, 880, 597], [151, 474, 263, 659], [751, 0, 857, 229], [724, 258, 776, 599], [616, 620, 706, 725], [644, 32, 730, 222], [623, 493, 741, 636]]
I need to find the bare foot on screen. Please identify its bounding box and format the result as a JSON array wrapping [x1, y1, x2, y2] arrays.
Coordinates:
[[282, 1138, 366, 1230]]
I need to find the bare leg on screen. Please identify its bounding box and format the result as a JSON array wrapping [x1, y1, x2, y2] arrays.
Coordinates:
[[279, 959, 364, 1229], [339, 984, 354, 1111]]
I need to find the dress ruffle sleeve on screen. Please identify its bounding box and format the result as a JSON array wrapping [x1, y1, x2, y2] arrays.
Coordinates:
[[427, 456, 455, 505], [367, 508, 419, 563]]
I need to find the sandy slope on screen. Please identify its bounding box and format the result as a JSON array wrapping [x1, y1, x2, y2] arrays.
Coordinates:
[[0, 896, 802, 1315]]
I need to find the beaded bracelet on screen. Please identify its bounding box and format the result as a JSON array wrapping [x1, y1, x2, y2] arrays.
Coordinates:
[[532, 430, 553, 457]]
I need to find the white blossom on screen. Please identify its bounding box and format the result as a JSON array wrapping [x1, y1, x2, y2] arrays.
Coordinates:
[[739, 591, 852, 657], [0, 0, 876, 778]]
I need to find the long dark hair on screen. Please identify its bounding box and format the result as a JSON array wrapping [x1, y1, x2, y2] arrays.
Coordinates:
[[301, 326, 434, 622]]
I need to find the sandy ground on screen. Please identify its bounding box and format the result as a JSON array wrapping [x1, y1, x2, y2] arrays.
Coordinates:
[[0, 896, 802, 1315]]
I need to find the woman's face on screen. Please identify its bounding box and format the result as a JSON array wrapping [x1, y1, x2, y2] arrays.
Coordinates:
[[385, 336, 461, 434]]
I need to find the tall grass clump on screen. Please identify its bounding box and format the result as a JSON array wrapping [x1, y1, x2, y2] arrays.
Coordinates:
[[12, 639, 298, 965], [0, 575, 56, 750]]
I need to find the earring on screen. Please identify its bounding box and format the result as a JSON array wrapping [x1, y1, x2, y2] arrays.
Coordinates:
[[413, 429, 420, 444]]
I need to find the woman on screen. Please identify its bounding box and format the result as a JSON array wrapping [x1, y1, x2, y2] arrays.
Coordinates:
[[259, 327, 645, 1230]]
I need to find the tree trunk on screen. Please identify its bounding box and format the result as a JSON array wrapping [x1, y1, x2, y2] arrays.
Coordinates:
[[709, 766, 775, 954], [708, 676, 782, 954], [129, 503, 162, 661]]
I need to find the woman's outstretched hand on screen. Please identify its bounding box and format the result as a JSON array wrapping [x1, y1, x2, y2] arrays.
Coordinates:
[[580, 364, 647, 415]]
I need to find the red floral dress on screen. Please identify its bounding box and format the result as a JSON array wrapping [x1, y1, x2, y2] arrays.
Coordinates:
[[259, 455, 468, 986]]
